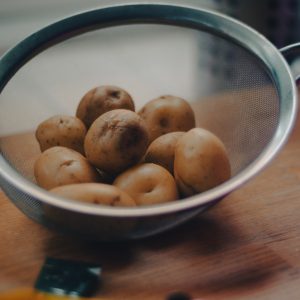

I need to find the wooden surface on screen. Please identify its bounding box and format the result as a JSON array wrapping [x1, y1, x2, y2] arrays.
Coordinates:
[[0, 118, 300, 300]]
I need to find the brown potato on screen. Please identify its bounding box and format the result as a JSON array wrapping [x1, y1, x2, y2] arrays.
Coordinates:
[[84, 109, 149, 175], [34, 146, 101, 190], [76, 85, 135, 128], [144, 131, 184, 174], [174, 128, 231, 197], [113, 163, 178, 206], [50, 183, 136, 207], [138, 95, 195, 142], [35, 115, 86, 154]]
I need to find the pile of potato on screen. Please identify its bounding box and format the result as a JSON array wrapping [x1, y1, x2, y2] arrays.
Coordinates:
[[34, 85, 231, 207]]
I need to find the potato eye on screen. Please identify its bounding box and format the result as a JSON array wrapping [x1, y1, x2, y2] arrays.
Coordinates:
[[110, 90, 121, 99], [159, 118, 169, 127]]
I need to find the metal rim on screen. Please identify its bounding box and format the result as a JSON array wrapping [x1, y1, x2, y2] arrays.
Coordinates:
[[0, 2, 297, 217], [280, 42, 300, 81]]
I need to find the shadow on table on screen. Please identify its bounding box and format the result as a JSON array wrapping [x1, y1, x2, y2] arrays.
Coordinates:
[[42, 205, 290, 295]]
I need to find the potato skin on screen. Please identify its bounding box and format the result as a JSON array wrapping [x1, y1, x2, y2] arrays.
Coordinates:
[[76, 85, 135, 128], [34, 146, 100, 190], [174, 128, 231, 197], [113, 163, 178, 206], [138, 95, 195, 142], [35, 115, 86, 154], [50, 183, 136, 207], [84, 109, 149, 175], [144, 131, 184, 174]]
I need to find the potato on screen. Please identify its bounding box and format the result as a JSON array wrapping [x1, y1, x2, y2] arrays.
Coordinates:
[[138, 95, 195, 142], [84, 109, 149, 175], [35, 115, 86, 154], [144, 131, 184, 174], [113, 163, 178, 206], [34, 146, 101, 190], [174, 128, 231, 197], [50, 183, 136, 207], [76, 85, 135, 128]]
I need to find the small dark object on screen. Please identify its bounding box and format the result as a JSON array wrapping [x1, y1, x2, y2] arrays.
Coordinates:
[[166, 291, 192, 300], [34, 257, 101, 297]]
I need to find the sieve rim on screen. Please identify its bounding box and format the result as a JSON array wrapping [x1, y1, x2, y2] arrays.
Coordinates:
[[0, 2, 297, 217]]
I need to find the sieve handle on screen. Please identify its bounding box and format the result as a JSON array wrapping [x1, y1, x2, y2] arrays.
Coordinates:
[[280, 43, 300, 82]]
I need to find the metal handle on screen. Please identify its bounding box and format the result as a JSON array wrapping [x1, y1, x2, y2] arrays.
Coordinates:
[[280, 42, 300, 83]]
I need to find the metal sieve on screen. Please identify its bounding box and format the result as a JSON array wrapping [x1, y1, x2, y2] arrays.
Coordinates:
[[0, 2, 298, 241]]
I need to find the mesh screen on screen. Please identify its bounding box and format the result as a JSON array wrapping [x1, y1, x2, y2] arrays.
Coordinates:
[[0, 23, 280, 238], [0, 24, 279, 178]]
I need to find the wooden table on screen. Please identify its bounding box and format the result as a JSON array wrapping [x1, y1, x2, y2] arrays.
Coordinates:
[[0, 116, 300, 300]]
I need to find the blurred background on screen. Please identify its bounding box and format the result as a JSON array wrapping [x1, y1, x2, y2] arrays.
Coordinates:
[[0, 0, 300, 135], [1, 0, 300, 52]]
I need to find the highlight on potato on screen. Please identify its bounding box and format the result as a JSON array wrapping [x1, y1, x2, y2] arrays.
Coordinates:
[[34, 146, 102, 190], [144, 131, 185, 174], [34, 85, 231, 207], [51, 183, 136, 207], [84, 109, 149, 175], [113, 163, 179, 206], [138, 95, 196, 143], [174, 128, 231, 197], [76, 85, 135, 128], [35, 115, 87, 154]]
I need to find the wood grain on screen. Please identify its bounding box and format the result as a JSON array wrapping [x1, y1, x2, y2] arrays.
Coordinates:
[[0, 114, 300, 300]]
